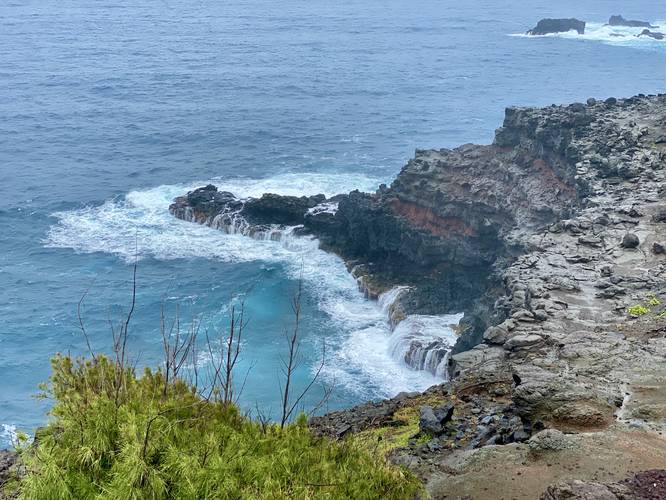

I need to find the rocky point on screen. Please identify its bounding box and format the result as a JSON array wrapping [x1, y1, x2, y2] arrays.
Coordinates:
[[171, 94, 666, 499]]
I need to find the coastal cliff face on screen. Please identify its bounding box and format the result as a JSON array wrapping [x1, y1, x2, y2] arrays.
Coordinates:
[[171, 94, 666, 498]]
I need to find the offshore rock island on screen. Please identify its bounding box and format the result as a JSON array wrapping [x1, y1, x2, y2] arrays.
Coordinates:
[[171, 94, 666, 498]]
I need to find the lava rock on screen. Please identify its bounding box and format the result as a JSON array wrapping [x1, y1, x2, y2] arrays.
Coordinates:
[[638, 29, 665, 40], [609, 15, 656, 29], [0, 450, 18, 488], [434, 403, 455, 424], [621, 233, 640, 248], [242, 193, 324, 226], [504, 334, 544, 351], [652, 209, 666, 222], [419, 406, 443, 435], [512, 429, 530, 442], [528, 429, 572, 452], [542, 480, 628, 500], [527, 18, 585, 35]]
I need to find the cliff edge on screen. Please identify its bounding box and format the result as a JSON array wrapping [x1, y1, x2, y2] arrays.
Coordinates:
[[171, 94, 666, 498]]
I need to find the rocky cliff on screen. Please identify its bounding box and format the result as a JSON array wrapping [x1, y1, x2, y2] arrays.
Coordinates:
[[172, 94, 666, 498]]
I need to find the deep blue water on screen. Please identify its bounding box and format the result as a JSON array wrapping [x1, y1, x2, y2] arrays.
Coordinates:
[[1, 0, 666, 446]]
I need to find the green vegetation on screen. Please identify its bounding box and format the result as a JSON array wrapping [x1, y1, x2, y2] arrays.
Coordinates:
[[647, 294, 662, 307], [627, 293, 666, 318], [628, 304, 650, 317], [14, 355, 421, 499], [353, 393, 450, 456]]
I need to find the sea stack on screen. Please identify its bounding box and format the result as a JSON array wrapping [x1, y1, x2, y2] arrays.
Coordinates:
[[527, 18, 586, 36]]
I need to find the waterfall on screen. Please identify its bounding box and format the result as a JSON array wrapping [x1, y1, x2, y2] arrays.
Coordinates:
[[173, 202, 463, 381], [379, 288, 463, 381], [176, 204, 304, 246], [388, 314, 463, 380]]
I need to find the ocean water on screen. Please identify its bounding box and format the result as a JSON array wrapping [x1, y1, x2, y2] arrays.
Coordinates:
[[1, 0, 666, 446]]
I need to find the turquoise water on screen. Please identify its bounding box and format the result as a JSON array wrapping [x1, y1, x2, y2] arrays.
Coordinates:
[[1, 0, 665, 446]]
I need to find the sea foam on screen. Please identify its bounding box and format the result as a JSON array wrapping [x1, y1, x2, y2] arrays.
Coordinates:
[[513, 21, 666, 52], [45, 172, 452, 399]]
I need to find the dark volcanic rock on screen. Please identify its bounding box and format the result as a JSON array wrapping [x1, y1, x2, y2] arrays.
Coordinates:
[[174, 94, 666, 499], [419, 406, 442, 434], [621, 232, 640, 248], [638, 29, 665, 40], [170, 185, 331, 233], [242, 193, 324, 226], [527, 18, 586, 35], [609, 15, 657, 29], [0, 450, 18, 490]]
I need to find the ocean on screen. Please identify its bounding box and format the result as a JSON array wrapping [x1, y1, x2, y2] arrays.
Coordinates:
[[1, 0, 665, 446]]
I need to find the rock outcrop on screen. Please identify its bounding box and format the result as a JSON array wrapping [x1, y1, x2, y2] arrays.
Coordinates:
[[527, 18, 586, 35], [609, 15, 657, 29], [0, 451, 18, 499], [638, 29, 665, 41], [172, 94, 666, 498]]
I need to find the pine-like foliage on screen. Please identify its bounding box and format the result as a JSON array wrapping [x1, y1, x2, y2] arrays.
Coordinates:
[[17, 355, 420, 499]]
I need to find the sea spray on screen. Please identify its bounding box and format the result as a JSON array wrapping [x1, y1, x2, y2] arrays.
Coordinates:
[[377, 288, 463, 380], [388, 314, 463, 380], [174, 192, 466, 384], [45, 173, 445, 401], [514, 21, 666, 52]]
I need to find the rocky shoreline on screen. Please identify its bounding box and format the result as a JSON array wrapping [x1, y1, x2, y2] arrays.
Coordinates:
[[170, 94, 666, 498]]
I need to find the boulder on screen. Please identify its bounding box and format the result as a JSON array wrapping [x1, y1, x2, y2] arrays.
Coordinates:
[[609, 15, 656, 29], [419, 406, 442, 434], [434, 403, 455, 424], [541, 480, 627, 500], [653, 242, 665, 254], [621, 232, 640, 248], [528, 429, 572, 452], [527, 18, 585, 36], [653, 209, 666, 222]]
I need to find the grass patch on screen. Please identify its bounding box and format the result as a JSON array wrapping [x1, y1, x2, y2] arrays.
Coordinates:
[[13, 355, 421, 499], [628, 304, 650, 317], [352, 393, 449, 456], [627, 294, 666, 318]]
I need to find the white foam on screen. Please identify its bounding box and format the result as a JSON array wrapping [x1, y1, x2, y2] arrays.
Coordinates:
[[45, 172, 447, 398], [45, 172, 379, 265], [1, 424, 18, 447], [513, 21, 666, 51], [389, 313, 463, 379], [307, 201, 339, 216]]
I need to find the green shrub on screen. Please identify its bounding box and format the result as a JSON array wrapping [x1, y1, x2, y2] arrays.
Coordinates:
[[16, 355, 421, 499], [646, 294, 661, 307], [627, 304, 650, 317]]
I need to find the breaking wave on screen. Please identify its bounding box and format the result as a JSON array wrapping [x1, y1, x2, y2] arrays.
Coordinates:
[[513, 21, 666, 52], [45, 172, 460, 399]]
